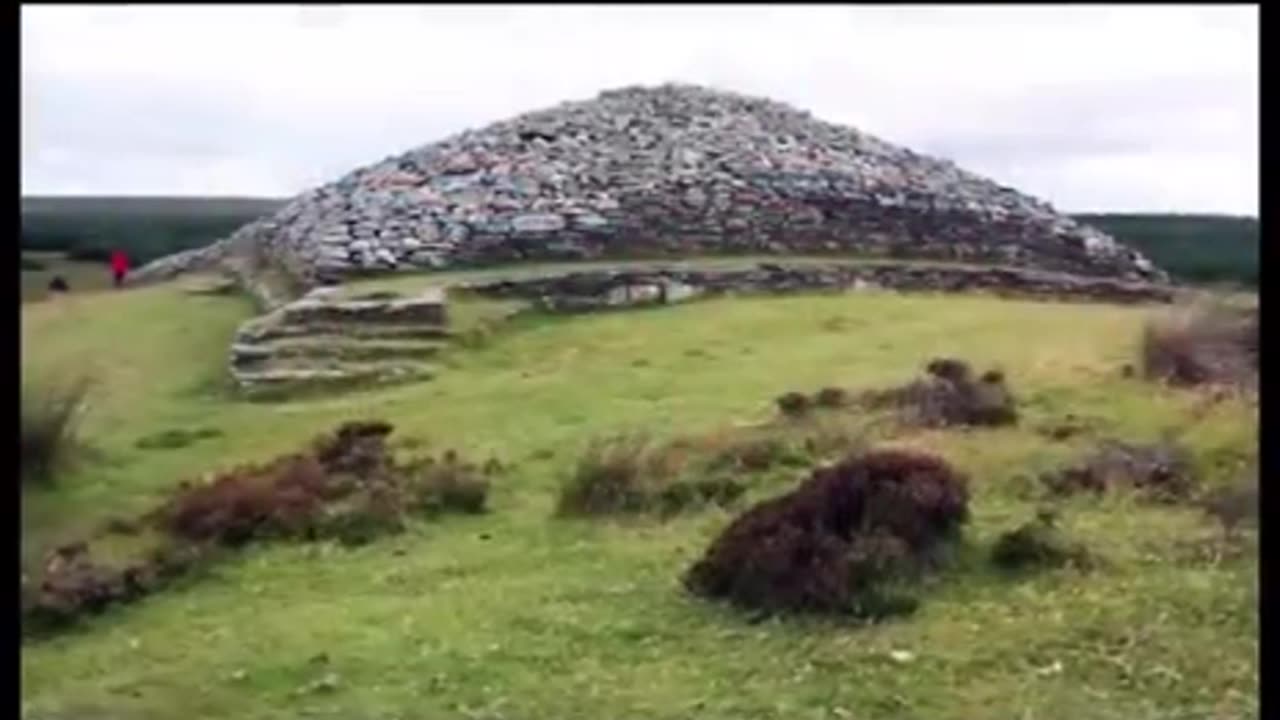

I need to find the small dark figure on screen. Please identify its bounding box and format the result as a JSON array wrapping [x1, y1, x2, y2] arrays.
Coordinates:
[[47, 275, 70, 294], [110, 250, 130, 288]]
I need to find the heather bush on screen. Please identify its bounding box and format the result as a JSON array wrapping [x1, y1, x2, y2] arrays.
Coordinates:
[[775, 391, 812, 418], [24, 421, 495, 634], [813, 386, 849, 408], [859, 358, 1017, 428], [685, 448, 969, 618]]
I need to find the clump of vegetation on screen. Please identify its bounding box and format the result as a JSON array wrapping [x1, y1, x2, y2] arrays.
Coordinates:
[[135, 426, 224, 451], [404, 450, 492, 516], [1140, 298, 1256, 389], [21, 374, 93, 486], [775, 391, 812, 418], [158, 421, 492, 546], [813, 386, 849, 408], [684, 448, 969, 619], [557, 434, 749, 517], [24, 542, 161, 631], [990, 510, 1093, 572], [558, 434, 658, 515], [23, 421, 493, 635], [858, 358, 1017, 428], [1039, 440, 1196, 502]]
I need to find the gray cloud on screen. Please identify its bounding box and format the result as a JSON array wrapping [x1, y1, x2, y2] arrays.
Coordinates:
[[20, 5, 1257, 214]]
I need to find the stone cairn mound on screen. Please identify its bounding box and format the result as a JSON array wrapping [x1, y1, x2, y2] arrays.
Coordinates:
[[230, 287, 448, 397], [132, 83, 1167, 292]]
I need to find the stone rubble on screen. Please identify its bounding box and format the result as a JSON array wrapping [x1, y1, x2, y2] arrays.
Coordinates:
[[134, 83, 1166, 290]]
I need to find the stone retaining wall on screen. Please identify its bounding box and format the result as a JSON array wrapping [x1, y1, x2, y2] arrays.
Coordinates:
[[462, 261, 1176, 310]]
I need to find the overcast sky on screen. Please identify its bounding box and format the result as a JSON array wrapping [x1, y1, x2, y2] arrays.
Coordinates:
[[21, 5, 1258, 215]]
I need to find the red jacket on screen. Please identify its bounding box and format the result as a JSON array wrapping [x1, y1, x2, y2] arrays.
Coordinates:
[[111, 251, 129, 274]]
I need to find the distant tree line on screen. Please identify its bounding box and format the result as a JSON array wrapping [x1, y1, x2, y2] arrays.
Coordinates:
[[19, 197, 283, 266], [1076, 214, 1258, 287], [19, 197, 1258, 286]]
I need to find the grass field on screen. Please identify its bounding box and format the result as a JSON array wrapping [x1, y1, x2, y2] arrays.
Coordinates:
[[21, 252, 118, 303], [20, 278, 1257, 720]]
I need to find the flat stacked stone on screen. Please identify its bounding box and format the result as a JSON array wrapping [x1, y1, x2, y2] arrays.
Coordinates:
[[230, 287, 448, 398]]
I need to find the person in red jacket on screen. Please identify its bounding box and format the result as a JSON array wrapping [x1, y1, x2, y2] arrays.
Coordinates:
[[110, 250, 130, 288]]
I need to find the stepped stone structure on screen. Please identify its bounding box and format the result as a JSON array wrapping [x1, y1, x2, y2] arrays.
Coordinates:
[[230, 288, 448, 396], [133, 83, 1167, 292]]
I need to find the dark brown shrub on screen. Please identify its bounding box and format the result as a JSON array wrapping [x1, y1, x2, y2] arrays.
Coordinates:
[[26, 421, 500, 636], [160, 455, 334, 545], [860, 360, 1016, 428], [1040, 440, 1196, 502], [23, 542, 158, 634], [813, 386, 849, 408], [313, 421, 396, 477], [1141, 300, 1257, 388], [926, 358, 973, 383], [313, 484, 407, 546], [775, 391, 812, 418], [684, 448, 969, 617]]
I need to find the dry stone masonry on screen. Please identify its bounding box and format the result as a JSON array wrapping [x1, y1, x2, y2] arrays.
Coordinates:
[[460, 260, 1176, 312], [230, 287, 448, 396], [134, 83, 1166, 291]]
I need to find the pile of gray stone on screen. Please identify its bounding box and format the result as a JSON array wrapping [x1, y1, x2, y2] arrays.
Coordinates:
[[134, 83, 1165, 290]]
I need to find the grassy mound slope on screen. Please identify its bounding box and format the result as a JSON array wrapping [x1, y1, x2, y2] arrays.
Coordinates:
[[21, 280, 1255, 720]]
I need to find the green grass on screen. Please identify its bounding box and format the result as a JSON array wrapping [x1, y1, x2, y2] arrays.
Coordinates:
[[21, 251, 118, 303], [337, 254, 1053, 299], [20, 281, 1256, 720]]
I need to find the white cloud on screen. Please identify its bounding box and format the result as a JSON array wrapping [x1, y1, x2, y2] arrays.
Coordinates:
[[20, 4, 1258, 214]]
